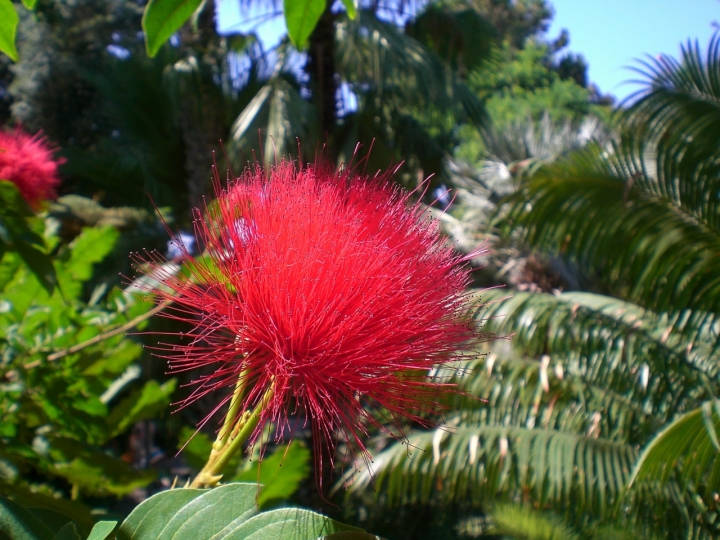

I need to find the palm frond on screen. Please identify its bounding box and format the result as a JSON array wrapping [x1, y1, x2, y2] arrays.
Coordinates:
[[488, 504, 581, 540], [479, 290, 719, 416], [336, 10, 487, 126], [344, 418, 636, 515], [496, 138, 720, 312], [628, 33, 720, 160], [630, 401, 720, 496], [227, 75, 316, 166]]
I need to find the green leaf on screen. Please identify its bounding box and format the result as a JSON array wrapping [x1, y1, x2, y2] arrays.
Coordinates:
[[106, 379, 177, 437], [340, 0, 356, 19], [321, 534, 382, 540], [284, 0, 325, 50], [0, 497, 53, 540], [63, 226, 119, 282], [21, 0, 37, 9], [220, 508, 362, 539], [142, 0, 204, 57], [52, 523, 81, 540], [156, 483, 258, 540], [630, 401, 720, 493], [49, 438, 156, 497], [176, 427, 214, 471], [86, 522, 116, 540], [0, 485, 94, 533], [116, 489, 205, 540], [13, 236, 55, 294], [233, 442, 310, 506], [489, 504, 580, 540], [0, 0, 18, 62], [26, 509, 75, 536]]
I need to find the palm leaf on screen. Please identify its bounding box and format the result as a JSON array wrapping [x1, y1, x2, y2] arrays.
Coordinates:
[[488, 504, 581, 540], [630, 401, 720, 496], [628, 34, 720, 160], [336, 10, 487, 126], [496, 138, 720, 312], [344, 418, 636, 515], [479, 290, 719, 423]]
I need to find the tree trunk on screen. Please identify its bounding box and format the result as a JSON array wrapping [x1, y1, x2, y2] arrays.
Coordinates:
[[306, 6, 338, 148]]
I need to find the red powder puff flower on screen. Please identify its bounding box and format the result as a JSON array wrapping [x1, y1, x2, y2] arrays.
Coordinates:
[[0, 127, 63, 208], [135, 159, 488, 485]]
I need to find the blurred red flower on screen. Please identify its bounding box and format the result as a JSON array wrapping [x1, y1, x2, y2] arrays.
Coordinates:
[[0, 128, 63, 208], [137, 159, 488, 480]]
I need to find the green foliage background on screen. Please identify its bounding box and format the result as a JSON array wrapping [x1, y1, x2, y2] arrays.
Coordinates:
[[3, 0, 715, 539]]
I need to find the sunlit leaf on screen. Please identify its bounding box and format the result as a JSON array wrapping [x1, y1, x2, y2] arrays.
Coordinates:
[[284, 0, 325, 50], [142, 0, 203, 57], [0, 0, 18, 62]]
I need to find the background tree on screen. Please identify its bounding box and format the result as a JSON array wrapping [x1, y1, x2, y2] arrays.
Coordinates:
[[344, 34, 720, 540]]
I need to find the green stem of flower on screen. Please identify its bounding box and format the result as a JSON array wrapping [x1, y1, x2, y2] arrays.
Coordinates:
[[216, 371, 248, 449], [189, 382, 274, 489]]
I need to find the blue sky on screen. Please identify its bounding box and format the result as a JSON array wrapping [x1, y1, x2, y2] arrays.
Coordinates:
[[548, 0, 718, 101], [217, 0, 719, 101]]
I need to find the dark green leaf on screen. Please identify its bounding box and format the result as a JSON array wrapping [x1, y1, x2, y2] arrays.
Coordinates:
[[106, 379, 177, 437], [13, 239, 55, 294], [284, 0, 325, 50], [0, 0, 18, 62], [0, 497, 53, 540], [49, 438, 156, 497], [142, 0, 204, 57], [321, 534, 382, 540], [0, 485, 94, 533], [26, 509, 75, 535], [116, 489, 205, 540], [51, 523, 81, 540]]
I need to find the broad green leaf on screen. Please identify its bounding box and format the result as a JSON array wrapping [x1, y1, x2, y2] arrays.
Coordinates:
[[26, 509, 75, 536], [107, 379, 177, 437], [0, 497, 54, 540], [0, 0, 18, 62], [1, 485, 94, 533], [320, 534, 382, 540], [116, 489, 205, 540], [284, 0, 325, 50], [86, 522, 117, 540], [221, 508, 362, 539], [52, 523, 81, 540], [21, 0, 37, 9], [142, 0, 203, 57], [339, 0, 356, 19], [233, 442, 310, 506], [156, 483, 259, 540]]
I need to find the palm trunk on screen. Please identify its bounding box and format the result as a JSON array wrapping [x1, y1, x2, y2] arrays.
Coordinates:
[[306, 6, 338, 147]]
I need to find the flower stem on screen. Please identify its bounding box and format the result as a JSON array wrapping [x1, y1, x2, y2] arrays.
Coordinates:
[[216, 371, 248, 449], [189, 382, 274, 489]]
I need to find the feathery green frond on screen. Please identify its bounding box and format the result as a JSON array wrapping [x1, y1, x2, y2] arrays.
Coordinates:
[[631, 401, 720, 496], [497, 137, 720, 312], [628, 34, 720, 159], [489, 504, 580, 540], [345, 418, 636, 513]]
